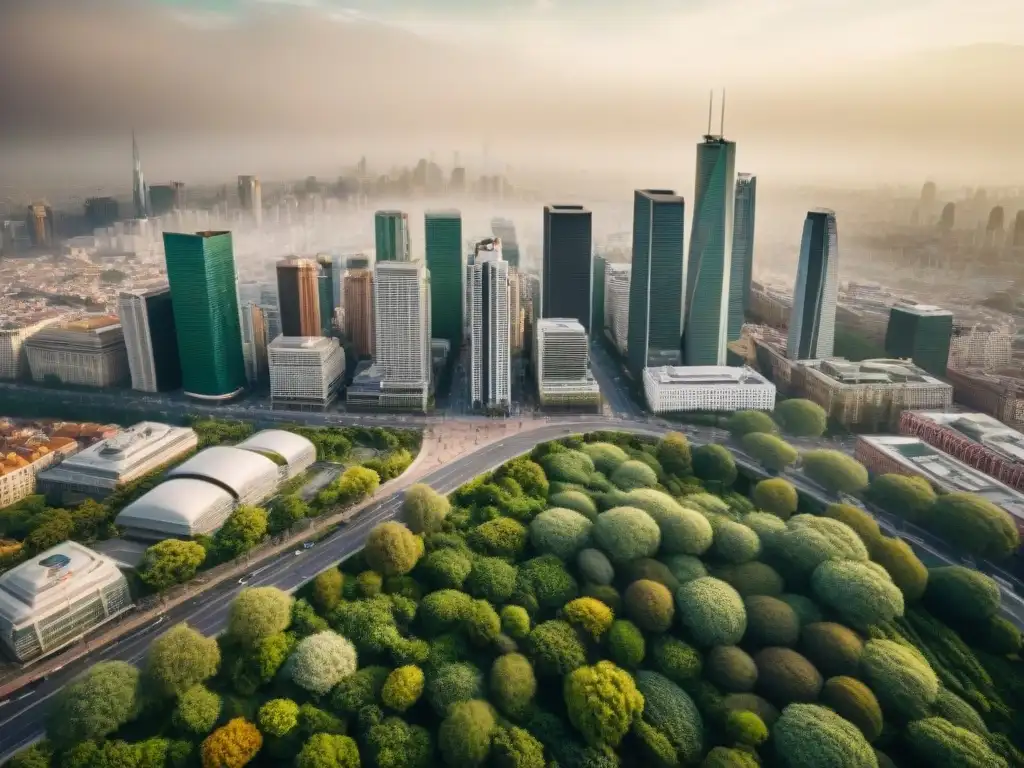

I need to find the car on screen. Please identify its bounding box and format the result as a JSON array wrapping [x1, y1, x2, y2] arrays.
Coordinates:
[[238, 574, 253, 585], [303, 541, 315, 550], [295, 550, 303, 556]]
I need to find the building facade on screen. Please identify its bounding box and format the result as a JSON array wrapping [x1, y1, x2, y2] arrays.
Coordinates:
[[509, 270, 524, 353], [317, 257, 335, 336], [948, 324, 1012, 371], [0, 315, 63, 380], [374, 210, 410, 262], [643, 365, 776, 414], [25, 317, 129, 388], [542, 205, 593, 331], [425, 210, 463, 347], [237, 175, 262, 227], [240, 302, 269, 386], [343, 268, 375, 358], [605, 264, 631, 354], [468, 239, 511, 411], [373, 261, 431, 410], [132, 132, 149, 219], [591, 255, 607, 340], [491, 218, 520, 268], [268, 336, 345, 409], [117, 288, 182, 393], [787, 209, 840, 361], [276, 258, 322, 338], [884, 304, 954, 377], [728, 173, 757, 342], [534, 318, 600, 407]]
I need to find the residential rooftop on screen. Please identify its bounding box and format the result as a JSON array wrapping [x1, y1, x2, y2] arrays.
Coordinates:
[[907, 410, 1024, 464], [801, 358, 947, 387], [645, 365, 771, 387]]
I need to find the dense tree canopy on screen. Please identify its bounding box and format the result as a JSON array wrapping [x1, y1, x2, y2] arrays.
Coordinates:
[[727, 409, 778, 438], [138, 539, 206, 591], [228, 587, 293, 648], [201, 717, 262, 768], [864, 473, 937, 523], [928, 492, 1020, 560], [656, 432, 692, 477], [743, 433, 800, 472], [146, 623, 220, 698], [402, 484, 451, 534], [692, 445, 738, 490], [47, 662, 141, 748], [800, 450, 869, 495], [365, 521, 425, 576], [773, 399, 828, 437]]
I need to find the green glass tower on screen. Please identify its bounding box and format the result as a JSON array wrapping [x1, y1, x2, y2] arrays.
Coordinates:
[[591, 254, 606, 339], [425, 211, 463, 347], [884, 304, 953, 377], [628, 189, 685, 380], [375, 210, 410, 262], [163, 231, 247, 400]]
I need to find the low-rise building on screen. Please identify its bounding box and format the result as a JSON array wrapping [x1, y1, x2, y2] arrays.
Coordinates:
[[165, 446, 279, 507], [114, 478, 236, 541], [534, 319, 601, 408], [24, 316, 129, 388], [643, 365, 776, 414], [0, 433, 78, 508], [236, 429, 316, 481], [268, 336, 345, 410], [945, 367, 1024, 425], [949, 324, 1013, 371], [0, 314, 64, 380], [0, 542, 132, 662]]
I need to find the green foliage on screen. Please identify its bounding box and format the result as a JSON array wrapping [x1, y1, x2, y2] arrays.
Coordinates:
[[468, 516, 529, 559], [624, 579, 675, 633], [497, 457, 550, 499], [931, 687, 989, 735], [419, 589, 473, 636], [865, 473, 936, 524], [692, 445, 738, 490], [860, 638, 939, 720], [465, 599, 502, 645], [526, 620, 587, 677], [871, 537, 928, 601], [740, 513, 787, 551], [706, 646, 758, 693], [420, 548, 473, 590], [657, 432, 693, 477], [773, 399, 828, 437], [610, 460, 659, 491], [661, 554, 708, 585], [702, 746, 759, 767], [654, 505, 714, 557], [490, 653, 537, 719], [577, 548, 615, 585], [257, 698, 299, 737], [174, 684, 222, 736], [287, 630, 358, 695], [268, 493, 309, 534], [540, 450, 597, 486], [635, 671, 704, 765], [583, 442, 631, 475], [800, 450, 869, 495], [772, 703, 876, 768], [213, 504, 268, 561], [727, 409, 777, 438], [47, 661, 140, 748], [753, 647, 823, 705], [365, 521, 424, 577], [465, 556, 518, 603], [312, 567, 344, 614], [402, 483, 451, 534], [961, 614, 1023, 655], [725, 709, 768, 748], [743, 595, 801, 647], [650, 636, 702, 685], [799, 622, 863, 678], [530, 507, 594, 560], [516, 554, 579, 611], [200, 717, 263, 768], [741, 433, 800, 474], [491, 726, 546, 768], [145, 622, 220, 698], [623, 558, 680, 591], [820, 676, 883, 742], [548, 490, 599, 521], [777, 593, 823, 626], [583, 583, 622, 614], [924, 565, 1001, 623], [228, 587, 293, 648], [675, 577, 747, 647], [562, 597, 614, 639], [711, 520, 762, 564], [822, 503, 883, 552], [500, 605, 531, 640], [138, 539, 206, 591], [438, 700, 497, 767], [427, 662, 485, 716], [592, 506, 661, 564], [751, 477, 799, 518], [382, 665, 425, 712], [811, 559, 904, 630], [564, 661, 644, 747], [332, 665, 391, 715], [905, 717, 1008, 768], [296, 733, 360, 768], [714, 561, 784, 597], [365, 717, 433, 768], [606, 619, 645, 669]]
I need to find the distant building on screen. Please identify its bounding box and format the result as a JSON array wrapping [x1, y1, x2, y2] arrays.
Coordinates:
[[0, 315, 64, 380], [491, 217, 520, 268], [84, 197, 119, 230], [149, 182, 185, 216], [425, 210, 463, 348], [25, 316, 129, 388], [235, 430, 316, 481], [132, 132, 149, 219], [591, 255, 606, 342], [367, 261, 431, 410], [374, 210, 410, 262], [787, 209, 839, 361], [240, 302, 269, 386], [944, 368, 1024, 425], [728, 173, 757, 342], [542, 205, 592, 331], [26, 202, 53, 248], [117, 288, 182, 393], [884, 304, 953, 377], [643, 365, 776, 415], [317, 256, 336, 336], [948, 324, 1012, 371], [268, 336, 345, 409], [276, 258, 322, 338], [467, 239, 510, 411], [238, 175, 262, 227], [509, 270, 524, 353], [343, 268, 374, 358], [534, 318, 600, 408], [605, 264, 631, 354], [0, 441, 76, 509]]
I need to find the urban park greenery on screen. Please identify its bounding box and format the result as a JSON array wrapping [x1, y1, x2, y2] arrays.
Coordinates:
[[12, 430, 1024, 768]]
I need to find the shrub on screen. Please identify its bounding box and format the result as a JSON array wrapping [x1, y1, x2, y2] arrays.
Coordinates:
[[332, 666, 390, 714], [499, 457, 550, 499], [661, 554, 708, 584], [490, 653, 537, 719], [465, 599, 502, 645], [860, 639, 939, 720], [287, 631, 358, 695], [822, 503, 883, 552], [312, 567, 344, 613], [296, 733, 360, 768], [438, 700, 498, 767], [583, 442, 631, 474], [621, 488, 684, 521], [657, 432, 693, 477], [228, 587, 293, 648], [540, 450, 596, 485], [801, 450, 869, 495], [742, 433, 800, 474], [961, 614, 1023, 655], [923, 565, 1001, 623], [711, 520, 762, 564], [562, 597, 614, 639], [931, 687, 989, 735], [651, 635, 702, 685], [146, 623, 220, 699], [623, 579, 675, 632], [427, 662, 485, 716], [905, 717, 1008, 768], [722, 693, 780, 727], [754, 648, 823, 705], [469, 517, 529, 559], [811, 559, 904, 630], [706, 646, 758, 693], [564, 661, 644, 747], [703, 747, 759, 768], [725, 709, 769, 748], [548, 490, 599, 521], [356, 570, 383, 597], [465, 556, 518, 603], [675, 577, 747, 647], [692, 445, 738, 490], [201, 718, 263, 768], [772, 703, 876, 768], [592, 506, 661, 564], [610, 460, 659, 491], [419, 589, 473, 635], [526, 620, 587, 677], [865, 473, 937, 524], [500, 605, 531, 640], [258, 698, 300, 737], [743, 595, 801, 647], [714, 561, 784, 597], [751, 478, 799, 518], [623, 558, 680, 591], [47, 661, 141, 748], [530, 508, 594, 560], [402, 483, 450, 534], [820, 676, 883, 742], [788, 515, 870, 562], [491, 725, 546, 768], [799, 622, 864, 678], [681, 493, 732, 517], [872, 537, 928, 601], [777, 593, 823, 626], [299, 703, 345, 737], [174, 685, 222, 735], [631, 718, 678, 768], [577, 548, 615, 586], [741, 512, 787, 550], [380, 665, 424, 712], [607, 619, 645, 669], [517, 555, 579, 610], [727, 409, 777, 438], [773, 399, 827, 437], [635, 671, 704, 764], [365, 521, 424, 576], [772, 525, 866, 579], [365, 717, 433, 768], [420, 548, 473, 590], [657, 506, 715, 556]]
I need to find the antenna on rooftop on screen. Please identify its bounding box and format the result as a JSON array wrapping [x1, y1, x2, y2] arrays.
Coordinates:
[[720, 89, 726, 136], [706, 90, 713, 136]]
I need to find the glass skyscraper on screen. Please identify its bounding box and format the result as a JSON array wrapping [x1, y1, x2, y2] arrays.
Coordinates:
[[685, 136, 736, 366], [163, 231, 247, 400], [884, 304, 953, 377], [787, 209, 840, 361], [375, 210, 410, 262], [728, 173, 757, 343], [542, 205, 592, 332], [425, 210, 464, 347], [628, 189, 686, 380]]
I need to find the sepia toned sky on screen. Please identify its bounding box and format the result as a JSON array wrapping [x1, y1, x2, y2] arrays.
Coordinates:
[[1, 0, 1022, 189]]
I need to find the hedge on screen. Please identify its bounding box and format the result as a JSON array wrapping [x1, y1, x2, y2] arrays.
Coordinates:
[[705, 646, 758, 693], [772, 703, 876, 768], [820, 676, 883, 742], [675, 577, 747, 647], [753, 648, 823, 705]]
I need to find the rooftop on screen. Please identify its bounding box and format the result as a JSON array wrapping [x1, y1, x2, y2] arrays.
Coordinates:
[[803, 358, 947, 387], [425, 210, 461, 219], [236, 429, 316, 467], [115, 477, 234, 536], [65, 316, 120, 332], [166, 445, 278, 500], [891, 303, 953, 317], [537, 318, 586, 333], [42, 422, 193, 474], [269, 336, 337, 351], [637, 189, 683, 203], [908, 411, 1024, 464], [645, 365, 771, 387]]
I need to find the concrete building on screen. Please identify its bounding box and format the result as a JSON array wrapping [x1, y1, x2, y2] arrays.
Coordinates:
[[468, 239, 510, 411], [276, 258, 322, 338], [425, 210, 463, 348], [0, 444, 73, 509], [374, 210, 410, 262], [534, 318, 600, 408], [236, 429, 316, 481], [117, 288, 182, 393], [0, 542, 132, 662], [509, 270, 524, 353], [542, 205, 593, 331], [884, 304, 954, 377], [238, 175, 262, 227], [25, 317, 129, 388], [0, 315, 63, 380], [132, 132, 149, 219], [166, 445, 279, 506], [591, 254, 606, 340], [240, 302, 269, 386], [491, 217, 520, 268], [948, 324, 1012, 371], [787, 209, 839, 361], [643, 365, 776, 414], [344, 268, 374, 358], [115, 478, 235, 541], [728, 173, 757, 342], [268, 336, 345, 409], [37, 422, 197, 504], [317, 256, 336, 336], [371, 261, 431, 410], [944, 368, 1024, 424], [604, 263, 631, 354]]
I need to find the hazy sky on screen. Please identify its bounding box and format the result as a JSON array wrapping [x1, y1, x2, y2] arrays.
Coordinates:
[[2, 0, 1023, 192]]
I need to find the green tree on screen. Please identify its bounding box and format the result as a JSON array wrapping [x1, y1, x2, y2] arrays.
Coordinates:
[[311, 567, 344, 614], [24, 509, 74, 554], [751, 477, 799, 519], [402, 484, 451, 534], [773, 399, 828, 437], [138, 539, 207, 591], [333, 465, 381, 506], [227, 587, 293, 648], [656, 432, 693, 477], [742, 433, 800, 473], [288, 631, 358, 695], [382, 665, 425, 712], [146, 623, 221, 698], [564, 661, 644, 747], [497, 458, 549, 499], [438, 700, 497, 767], [864, 473, 936, 524], [47, 661, 141, 748], [268, 495, 309, 534], [69, 499, 110, 540], [174, 684, 222, 735], [213, 505, 268, 560], [800, 450, 869, 495], [365, 521, 424, 576], [928, 492, 1020, 560], [296, 733, 361, 768], [257, 698, 300, 737], [365, 717, 433, 768], [692, 445, 737, 491], [772, 703, 876, 768], [727, 410, 777, 438]]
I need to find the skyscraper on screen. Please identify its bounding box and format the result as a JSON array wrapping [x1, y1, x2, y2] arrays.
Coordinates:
[[591, 255, 607, 339], [509, 270, 524, 353], [344, 268, 374, 358], [605, 264, 632, 354], [26, 203, 53, 247], [375, 210, 411, 262], [728, 173, 757, 342], [1014, 211, 1024, 248], [238, 176, 262, 227], [149, 183, 185, 217], [117, 288, 182, 393], [786, 209, 840, 361], [884, 304, 953, 377], [132, 131, 149, 219], [240, 302, 269, 385], [425, 210, 463, 347], [163, 231, 246, 400], [684, 134, 736, 366], [84, 197, 119, 230], [317, 256, 335, 336], [374, 261, 431, 410], [276, 258, 322, 337], [491, 218, 520, 268], [628, 189, 686, 380], [542, 205, 592, 331], [468, 239, 511, 411]]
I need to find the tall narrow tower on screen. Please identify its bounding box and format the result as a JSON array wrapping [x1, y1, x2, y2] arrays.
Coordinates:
[[728, 173, 757, 343], [467, 238, 511, 411], [542, 205, 592, 331], [276, 258, 322, 337], [132, 131, 149, 220], [786, 209, 839, 361]]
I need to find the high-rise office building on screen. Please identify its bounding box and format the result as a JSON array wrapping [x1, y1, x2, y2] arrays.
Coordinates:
[[542, 205, 592, 331], [344, 268, 374, 358], [885, 304, 954, 377], [117, 288, 182, 392], [132, 132, 149, 219], [240, 302, 269, 385], [491, 218, 520, 268], [509, 270, 524, 353], [85, 197, 119, 230], [276, 258, 322, 338], [468, 239, 510, 411], [238, 176, 262, 227], [374, 261, 431, 410], [787, 209, 840, 361], [25, 317, 129, 388], [149, 183, 185, 217], [533, 318, 601, 407], [26, 203, 53, 247], [628, 189, 686, 379], [728, 173, 757, 342], [685, 135, 736, 366], [269, 337, 345, 409], [1014, 211, 1024, 248], [375, 210, 411, 262], [605, 264, 632, 354], [425, 210, 463, 347], [163, 231, 247, 400], [591, 255, 606, 339], [317, 256, 335, 336]]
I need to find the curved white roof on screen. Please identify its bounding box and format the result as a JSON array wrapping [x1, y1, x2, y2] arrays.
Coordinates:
[[115, 478, 235, 537], [166, 445, 278, 499], [236, 430, 316, 467]]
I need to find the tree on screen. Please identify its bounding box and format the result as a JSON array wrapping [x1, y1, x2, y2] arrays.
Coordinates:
[[402, 484, 450, 534], [268, 495, 309, 534], [751, 478, 799, 519], [257, 698, 300, 737], [227, 587, 293, 648], [811, 559, 904, 630], [491, 726, 546, 768], [675, 577, 747, 647], [773, 399, 828, 437], [296, 733, 361, 768], [530, 508, 594, 560], [311, 567, 344, 614], [288, 631, 358, 695], [564, 661, 644, 747], [138, 539, 206, 591], [364, 521, 424, 576], [146, 623, 220, 698], [772, 703, 876, 768], [928, 492, 1020, 560], [692, 445, 737, 491], [47, 661, 141, 748], [69, 498, 110, 540], [213, 505, 268, 561], [727, 410, 777, 438], [24, 509, 73, 554], [656, 432, 692, 478], [498, 458, 549, 499], [365, 717, 433, 768], [800, 450, 869, 495], [591, 506, 661, 564], [200, 718, 263, 768], [438, 700, 497, 767], [742, 433, 800, 473], [864, 473, 936, 523], [382, 665, 425, 712], [174, 684, 222, 735], [624, 580, 674, 633], [334, 465, 381, 505]]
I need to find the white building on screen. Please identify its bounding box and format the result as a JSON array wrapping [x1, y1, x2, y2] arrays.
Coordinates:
[[166, 446, 279, 507], [116, 478, 236, 541], [534, 318, 601, 407], [25, 317, 129, 388], [236, 429, 317, 481], [116, 288, 171, 392], [37, 422, 197, 503], [604, 264, 631, 354], [268, 336, 344, 409], [373, 261, 431, 410], [643, 365, 776, 414], [468, 238, 511, 411], [0, 542, 132, 662], [787, 209, 839, 360], [0, 315, 63, 380]]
